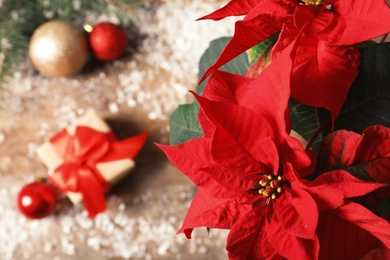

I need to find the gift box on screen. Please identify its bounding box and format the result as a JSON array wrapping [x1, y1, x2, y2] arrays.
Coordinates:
[[36, 109, 148, 218]]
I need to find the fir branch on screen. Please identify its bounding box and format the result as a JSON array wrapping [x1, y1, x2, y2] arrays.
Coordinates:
[[0, 0, 139, 91]]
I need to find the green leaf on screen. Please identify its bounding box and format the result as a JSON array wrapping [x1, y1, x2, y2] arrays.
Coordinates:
[[169, 37, 249, 145], [248, 34, 278, 65], [197, 36, 250, 94], [375, 200, 390, 219], [334, 43, 390, 132], [289, 98, 329, 152], [169, 102, 203, 145]]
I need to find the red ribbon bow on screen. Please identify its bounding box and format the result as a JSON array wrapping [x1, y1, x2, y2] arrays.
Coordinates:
[[49, 126, 148, 218]]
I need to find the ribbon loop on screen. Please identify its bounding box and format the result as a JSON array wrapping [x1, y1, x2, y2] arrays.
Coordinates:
[[48, 126, 148, 218]]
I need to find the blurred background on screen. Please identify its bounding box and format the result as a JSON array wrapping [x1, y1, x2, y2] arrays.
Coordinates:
[[0, 0, 239, 259]]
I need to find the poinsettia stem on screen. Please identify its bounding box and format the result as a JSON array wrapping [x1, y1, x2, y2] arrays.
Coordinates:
[[380, 33, 389, 43], [305, 117, 332, 150]]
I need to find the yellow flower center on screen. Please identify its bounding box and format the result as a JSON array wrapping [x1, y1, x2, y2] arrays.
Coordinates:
[[258, 175, 284, 200], [302, 0, 323, 6]]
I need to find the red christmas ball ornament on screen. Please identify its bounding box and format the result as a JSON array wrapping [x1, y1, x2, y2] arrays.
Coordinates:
[[17, 181, 57, 219], [87, 22, 128, 61]]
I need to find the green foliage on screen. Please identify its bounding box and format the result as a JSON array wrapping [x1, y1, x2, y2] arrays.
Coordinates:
[[289, 98, 329, 151], [248, 33, 278, 65], [169, 37, 250, 145], [197, 37, 249, 95], [375, 200, 390, 219], [335, 43, 390, 132], [0, 0, 138, 90], [169, 102, 203, 145]]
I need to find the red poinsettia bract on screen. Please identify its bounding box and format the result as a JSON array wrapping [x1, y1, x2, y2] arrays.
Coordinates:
[[198, 0, 390, 120], [200, 41, 312, 172], [158, 92, 390, 259], [317, 125, 390, 209], [158, 58, 390, 258]]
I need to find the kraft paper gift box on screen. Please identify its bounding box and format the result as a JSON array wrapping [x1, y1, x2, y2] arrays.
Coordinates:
[[36, 109, 136, 205]]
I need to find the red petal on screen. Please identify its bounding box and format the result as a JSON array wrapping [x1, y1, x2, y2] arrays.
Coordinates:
[[356, 126, 390, 183], [290, 35, 360, 120], [194, 94, 276, 171], [317, 211, 382, 259], [322, 0, 390, 45], [178, 187, 251, 238], [266, 215, 320, 260], [198, 0, 262, 21], [317, 126, 390, 206], [271, 22, 299, 60], [280, 135, 311, 170], [310, 170, 386, 197], [156, 139, 212, 180], [317, 129, 362, 169], [201, 168, 247, 199], [305, 170, 385, 210], [333, 201, 390, 249], [198, 106, 215, 138], [244, 0, 295, 21], [212, 130, 279, 175], [202, 70, 253, 104], [157, 140, 236, 198], [205, 137, 279, 191], [227, 206, 266, 259], [202, 43, 312, 170], [241, 44, 292, 120], [241, 41, 312, 169], [297, 147, 317, 177], [294, 5, 335, 34], [200, 15, 283, 83], [275, 187, 318, 240], [199, 0, 293, 82], [203, 40, 311, 171]]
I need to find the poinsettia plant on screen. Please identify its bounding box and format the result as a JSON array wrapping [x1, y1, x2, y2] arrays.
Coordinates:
[[157, 0, 390, 259]]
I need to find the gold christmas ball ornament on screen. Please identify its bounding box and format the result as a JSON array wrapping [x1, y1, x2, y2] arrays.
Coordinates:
[[29, 20, 89, 78]]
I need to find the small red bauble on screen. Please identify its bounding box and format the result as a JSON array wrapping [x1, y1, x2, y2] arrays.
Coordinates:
[[89, 22, 128, 61], [17, 181, 57, 219]]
